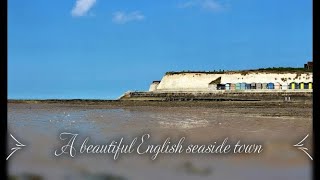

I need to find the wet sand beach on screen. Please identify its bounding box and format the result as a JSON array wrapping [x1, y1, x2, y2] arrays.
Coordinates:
[[8, 100, 313, 180]]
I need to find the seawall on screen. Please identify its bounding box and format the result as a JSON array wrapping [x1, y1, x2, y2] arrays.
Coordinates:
[[119, 90, 312, 101]]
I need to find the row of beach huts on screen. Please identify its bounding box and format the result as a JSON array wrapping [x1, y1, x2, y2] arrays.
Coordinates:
[[209, 82, 313, 90]]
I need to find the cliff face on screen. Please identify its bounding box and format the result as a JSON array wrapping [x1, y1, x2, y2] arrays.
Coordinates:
[[153, 72, 313, 91], [149, 82, 160, 91]]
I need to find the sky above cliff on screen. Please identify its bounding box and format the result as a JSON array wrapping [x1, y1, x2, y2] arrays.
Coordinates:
[[8, 0, 312, 99]]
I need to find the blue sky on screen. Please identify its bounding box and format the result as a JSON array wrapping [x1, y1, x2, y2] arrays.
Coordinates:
[[8, 0, 312, 99]]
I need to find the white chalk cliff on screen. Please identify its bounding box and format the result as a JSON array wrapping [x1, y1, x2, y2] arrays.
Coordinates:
[[150, 72, 313, 92]]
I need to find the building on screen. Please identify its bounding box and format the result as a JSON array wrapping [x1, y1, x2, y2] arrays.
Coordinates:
[[304, 61, 313, 70], [208, 77, 221, 90]]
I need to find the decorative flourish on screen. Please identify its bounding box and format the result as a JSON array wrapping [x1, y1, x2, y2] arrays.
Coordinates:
[[293, 134, 313, 160], [6, 134, 26, 160]]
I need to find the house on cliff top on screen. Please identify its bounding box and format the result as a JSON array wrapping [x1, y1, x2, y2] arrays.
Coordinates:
[[304, 61, 313, 70]]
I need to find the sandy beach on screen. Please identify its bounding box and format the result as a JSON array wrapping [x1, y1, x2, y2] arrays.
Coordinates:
[[8, 100, 313, 180]]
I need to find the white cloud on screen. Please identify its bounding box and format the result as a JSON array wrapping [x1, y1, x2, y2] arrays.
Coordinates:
[[71, 0, 97, 17], [178, 1, 198, 8], [112, 11, 145, 24], [178, 0, 226, 12]]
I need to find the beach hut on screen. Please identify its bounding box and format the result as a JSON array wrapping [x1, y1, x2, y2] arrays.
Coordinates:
[[246, 83, 251, 90], [230, 83, 236, 90], [274, 82, 281, 90], [267, 83, 274, 89], [251, 83, 256, 89], [309, 82, 312, 89], [300, 82, 305, 89], [282, 83, 288, 90], [236, 83, 241, 90], [256, 83, 262, 89], [262, 83, 268, 89], [290, 82, 295, 89], [217, 84, 226, 90], [225, 83, 230, 90], [240, 83, 246, 90]]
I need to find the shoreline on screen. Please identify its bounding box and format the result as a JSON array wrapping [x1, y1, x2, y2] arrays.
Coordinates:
[[8, 99, 312, 105], [8, 99, 312, 118]]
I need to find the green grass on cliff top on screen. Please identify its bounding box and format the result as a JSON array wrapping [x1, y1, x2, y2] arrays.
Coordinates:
[[165, 67, 312, 75]]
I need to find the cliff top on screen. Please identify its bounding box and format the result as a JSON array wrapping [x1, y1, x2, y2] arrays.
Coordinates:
[[165, 67, 312, 75]]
